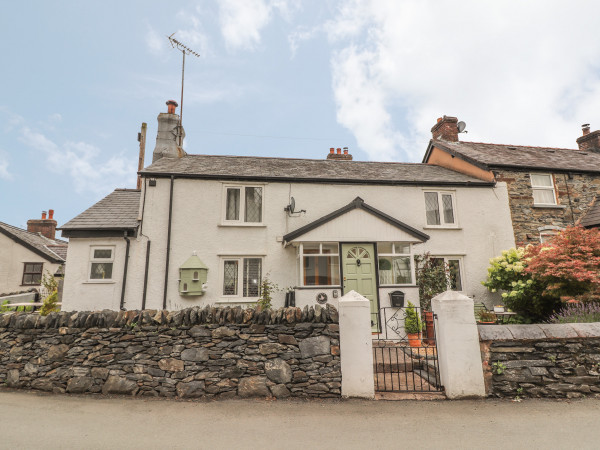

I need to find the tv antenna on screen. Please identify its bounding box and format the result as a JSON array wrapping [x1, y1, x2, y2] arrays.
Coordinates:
[[167, 32, 200, 146]]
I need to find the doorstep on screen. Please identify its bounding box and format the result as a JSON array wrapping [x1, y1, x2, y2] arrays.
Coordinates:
[[375, 391, 446, 401]]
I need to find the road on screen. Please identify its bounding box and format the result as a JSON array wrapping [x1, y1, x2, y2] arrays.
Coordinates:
[[1, 390, 599, 449]]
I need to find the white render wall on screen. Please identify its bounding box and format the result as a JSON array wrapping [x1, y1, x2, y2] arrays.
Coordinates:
[[61, 177, 515, 312], [0, 233, 62, 294]]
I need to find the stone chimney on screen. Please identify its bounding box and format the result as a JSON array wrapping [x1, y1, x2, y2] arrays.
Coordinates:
[[27, 209, 57, 240], [431, 116, 459, 142], [326, 147, 353, 161], [576, 123, 600, 153], [152, 100, 187, 163]]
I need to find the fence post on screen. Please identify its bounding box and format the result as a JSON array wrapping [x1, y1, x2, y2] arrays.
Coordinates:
[[339, 290, 375, 399], [432, 290, 486, 399]]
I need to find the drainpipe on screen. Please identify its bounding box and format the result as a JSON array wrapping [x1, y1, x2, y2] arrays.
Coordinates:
[[119, 232, 131, 310], [141, 240, 151, 310], [163, 176, 175, 310]]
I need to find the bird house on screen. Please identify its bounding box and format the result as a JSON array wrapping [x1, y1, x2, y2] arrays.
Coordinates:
[[178, 252, 208, 296]]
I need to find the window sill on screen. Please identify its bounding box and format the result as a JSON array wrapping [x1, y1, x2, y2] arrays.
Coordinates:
[[422, 226, 462, 230], [83, 280, 116, 284], [532, 204, 566, 209], [218, 223, 266, 228], [215, 297, 259, 304]]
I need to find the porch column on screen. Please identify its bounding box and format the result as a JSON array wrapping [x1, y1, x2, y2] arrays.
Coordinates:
[[432, 290, 486, 398], [339, 290, 375, 399]]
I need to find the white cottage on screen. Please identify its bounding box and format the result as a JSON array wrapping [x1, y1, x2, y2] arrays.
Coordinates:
[[59, 103, 515, 319]]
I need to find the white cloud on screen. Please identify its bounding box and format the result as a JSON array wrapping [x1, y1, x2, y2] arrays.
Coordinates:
[[145, 24, 165, 54], [0, 153, 12, 180], [327, 1, 600, 161], [288, 25, 320, 58]]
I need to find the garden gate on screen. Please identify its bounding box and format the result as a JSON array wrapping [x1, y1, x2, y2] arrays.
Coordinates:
[[372, 306, 443, 393]]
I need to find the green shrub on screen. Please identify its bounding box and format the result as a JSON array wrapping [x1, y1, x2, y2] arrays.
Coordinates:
[[404, 301, 423, 334], [39, 271, 60, 316], [415, 253, 448, 311]]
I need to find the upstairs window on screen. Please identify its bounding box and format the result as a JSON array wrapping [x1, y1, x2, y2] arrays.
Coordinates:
[[224, 186, 263, 223], [424, 191, 456, 226], [89, 247, 114, 280], [22, 263, 43, 285], [377, 242, 413, 285], [299, 243, 340, 287], [530, 174, 557, 205]]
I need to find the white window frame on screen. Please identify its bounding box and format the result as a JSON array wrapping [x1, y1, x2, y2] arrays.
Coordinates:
[[423, 191, 458, 228], [298, 243, 341, 288], [530, 173, 557, 206], [220, 256, 263, 301], [377, 242, 415, 286], [222, 184, 265, 225], [430, 256, 465, 292], [88, 246, 115, 282]]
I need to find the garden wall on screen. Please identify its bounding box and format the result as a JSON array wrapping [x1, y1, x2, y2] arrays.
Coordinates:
[[0, 305, 341, 399], [479, 323, 600, 398]]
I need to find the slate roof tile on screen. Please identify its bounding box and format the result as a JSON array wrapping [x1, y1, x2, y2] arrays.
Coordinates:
[[0, 222, 67, 263], [581, 196, 600, 228]]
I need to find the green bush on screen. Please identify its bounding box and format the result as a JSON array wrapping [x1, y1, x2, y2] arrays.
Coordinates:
[[404, 301, 423, 334], [415, 253, 448, 311]]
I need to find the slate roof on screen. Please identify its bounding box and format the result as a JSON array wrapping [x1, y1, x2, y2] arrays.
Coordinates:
[[581, 197, 600, 228], [427, 140, 600, 173], [140, 154, 492, 186], [59, 189, 141, 231], [0, 221, 67, 263]]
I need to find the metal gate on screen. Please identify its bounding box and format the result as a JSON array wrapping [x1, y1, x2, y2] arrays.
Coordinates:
[[372, 307, 443, 393]]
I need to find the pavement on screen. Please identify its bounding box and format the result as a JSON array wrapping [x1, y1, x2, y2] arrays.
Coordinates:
[[1, 390, 600, 449]]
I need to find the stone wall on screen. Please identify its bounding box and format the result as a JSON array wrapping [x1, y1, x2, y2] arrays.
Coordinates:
[[479, 323, 600, 399], [0, 305, 341, 399], [495, 169, 599, 246]]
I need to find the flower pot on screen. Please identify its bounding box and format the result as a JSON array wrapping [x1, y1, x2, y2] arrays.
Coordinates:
[[407, 333, 421, 347], [478, 321, 495, 325], [424, 311, 435, 345], [493, 306, 504, 313]]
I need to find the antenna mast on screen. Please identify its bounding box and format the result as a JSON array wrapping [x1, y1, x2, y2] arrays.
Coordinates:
[[167, 33, 200, 146]]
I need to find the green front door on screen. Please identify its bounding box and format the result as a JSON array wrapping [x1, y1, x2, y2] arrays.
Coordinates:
[[341, 243, 379, 331]]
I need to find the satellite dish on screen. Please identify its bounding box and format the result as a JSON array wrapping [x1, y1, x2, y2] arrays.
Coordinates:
[[457, 121, 467, 133], [289, 197, 296, 213]]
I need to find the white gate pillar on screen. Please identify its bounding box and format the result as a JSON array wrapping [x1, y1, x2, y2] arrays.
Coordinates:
[[338, 290, 375, 399], [432, 290, 486, 399]]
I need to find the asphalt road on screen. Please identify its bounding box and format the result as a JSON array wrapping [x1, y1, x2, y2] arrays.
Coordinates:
[[1, 390, 599, 449]]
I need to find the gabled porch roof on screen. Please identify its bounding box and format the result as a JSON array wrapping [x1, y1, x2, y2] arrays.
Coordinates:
[[282, 197, 429, 245]]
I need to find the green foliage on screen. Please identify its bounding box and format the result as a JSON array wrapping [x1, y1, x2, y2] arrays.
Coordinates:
[[256, 275, 279, 310], [478, 310, 497, 323], [0, 300, 11, 313], [39, 271, 60, 316], [415, 253, 449, 311], [492, 361, 506, 375], [404, 301, 424, 334]]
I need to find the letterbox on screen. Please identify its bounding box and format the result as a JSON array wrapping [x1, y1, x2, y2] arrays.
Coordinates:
[[389, 290, 405, 308]]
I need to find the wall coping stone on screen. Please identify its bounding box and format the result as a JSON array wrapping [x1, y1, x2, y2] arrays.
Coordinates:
[[479, 322, 600, 341]]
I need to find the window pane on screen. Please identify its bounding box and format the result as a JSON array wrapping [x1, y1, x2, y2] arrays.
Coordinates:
[[223, 260, 238, 295], [377, 242, 393, 254], [226, 188, 240, 220], [378, 256, 393, 284], [394, 242, 410, 254], [32, 273, 42, 285], [90, 262, 113, 280], [393, 256, 412, 284], [442, 194, 455, 224], [243, 258, 262, 297], [425, 192, 440, 225], [321, 243, 338, 254], [448, 260, 462, 291], [533, 189, 556, 205], [530, 174, 552, 187], [24, 263, 34, 273], [23, 274, 33, 285], [302, 243, 320, 254], [93, 249, 112, 259], [244, 187, 262, 222], [304, 256, 339, 286]]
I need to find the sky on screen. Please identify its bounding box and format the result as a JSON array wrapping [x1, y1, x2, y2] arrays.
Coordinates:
[[2, 0, 600, 231]]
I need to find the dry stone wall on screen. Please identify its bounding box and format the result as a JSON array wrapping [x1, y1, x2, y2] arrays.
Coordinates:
[[0, 305, 341, 399], [479, 323, 600, 399]]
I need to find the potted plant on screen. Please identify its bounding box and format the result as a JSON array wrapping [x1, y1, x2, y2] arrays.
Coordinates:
[[478, 310, 497, 324], [405, 301, 424, 347]]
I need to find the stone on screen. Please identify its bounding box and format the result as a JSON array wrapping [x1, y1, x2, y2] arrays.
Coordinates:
[[537, 324, 580, 339], [158, 358, 184, 372], [265, 358, 292, 384], [176, 381, 206, 398], [181, 348, 209, 362], [299, 336, 330, 358], [147, 367, 166, 377], [6, 369, 20, 387], [47, 344, 69, 361], [278, 334, 298, 345], [330, 346, 340, 356], [31, 378, 54, 391], [212, 327, 237, 338], [238, 376, 270, 398], [189, 325, 212, 338], [66, 377, 94, 394], [505, 325, 546, 340], [221, 367, 244, 378], [270, 384, 291, 398], [529, 367, 549, 376], [102, 375, 139, 395], [259, 343, 286, 355]]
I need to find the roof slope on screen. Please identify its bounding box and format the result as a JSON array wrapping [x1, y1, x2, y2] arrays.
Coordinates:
[[429, 140, 600, 173], [0, 221, 67, 263], [581, 197, 600, 228], [140, 154, 492, 186], [59, 189, 141, 231]]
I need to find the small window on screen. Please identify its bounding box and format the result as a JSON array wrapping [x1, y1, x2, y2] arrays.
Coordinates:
[[530, 174, 557, 205], [222, 257, 262, 298], [377, 243, 413, 285], [89, 247, 114, 280], [183, 283, 188, 292], [22, 263, 43, 285], [299, 243, 340, 287], [424, 191, 456, 226], [224, 185, 263, 224], [431, 257, 463, 291], [193, 271, 199, 280]]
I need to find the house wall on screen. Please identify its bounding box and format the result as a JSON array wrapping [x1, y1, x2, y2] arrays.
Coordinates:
[[495, 170, 600, 246], [62, 178, 515, 312], [426, 147, 495, 182], [0, 233, 61, 295]]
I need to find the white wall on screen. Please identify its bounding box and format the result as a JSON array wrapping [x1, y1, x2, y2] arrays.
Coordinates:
[[0, 233, 62, 294], [62, 177, 515, 312]]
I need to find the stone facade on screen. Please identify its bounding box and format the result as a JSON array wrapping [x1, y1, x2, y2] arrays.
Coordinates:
[[0, 305, 340, 399], [479, 323, 600, 399], [495, 169, 600, 246]]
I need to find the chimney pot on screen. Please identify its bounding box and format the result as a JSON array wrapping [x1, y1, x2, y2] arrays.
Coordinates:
[[582, 124, 591, 136], [42, 211, 47, 220], [166, 100, 179, 114], [437, 117, 442, 123], [343, 148, 348, 155], [337, 148, 342, 154], [48, 209, 54, 220], [330, 148, 334, 154]]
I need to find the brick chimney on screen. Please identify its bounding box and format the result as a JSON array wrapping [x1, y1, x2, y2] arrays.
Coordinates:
[[326, 147, 353, 161], [431, 115, 459, 142], [27, 209, 57, 240], [152, 100, 187, 163], [576, 123, 600, 153]]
